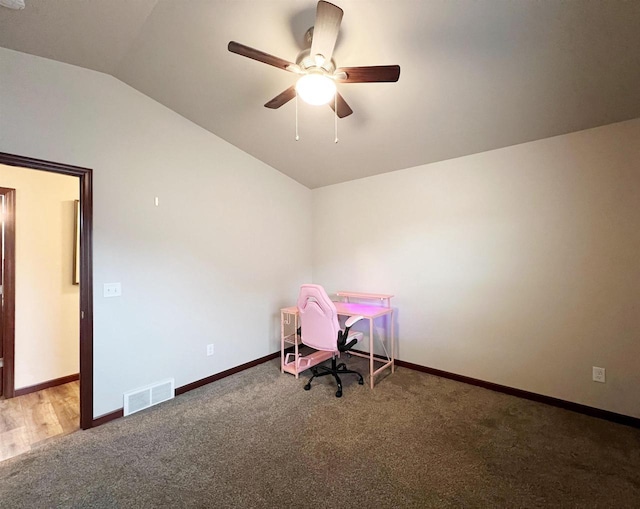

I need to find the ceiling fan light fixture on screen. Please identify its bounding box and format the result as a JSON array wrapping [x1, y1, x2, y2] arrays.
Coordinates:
[[295, 73, 336, 106], [228, 1, 400, 120]]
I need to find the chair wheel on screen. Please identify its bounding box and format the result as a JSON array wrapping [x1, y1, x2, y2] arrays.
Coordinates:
[[335, 390, 342, 398], [304, 383, 311, 391], [358, 378, 364, 385]]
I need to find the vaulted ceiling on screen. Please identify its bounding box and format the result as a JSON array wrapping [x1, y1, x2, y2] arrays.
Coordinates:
[[1, 1, 639, 188]]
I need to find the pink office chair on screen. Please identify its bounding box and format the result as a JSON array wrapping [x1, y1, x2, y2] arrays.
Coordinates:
[[297, 284, 364, 397]]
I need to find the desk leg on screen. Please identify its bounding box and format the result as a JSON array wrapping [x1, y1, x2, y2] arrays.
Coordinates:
[[280, 311, 285, 373], [294, 314, 299, 379], [391, 309, 395, 374], [369, 318, 375, 389]]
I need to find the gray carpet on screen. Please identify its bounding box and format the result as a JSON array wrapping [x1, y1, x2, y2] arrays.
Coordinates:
[[1, 357, 639, 508]]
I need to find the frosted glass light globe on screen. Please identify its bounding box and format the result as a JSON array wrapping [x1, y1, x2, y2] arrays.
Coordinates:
[[296, 73, 336, 106]]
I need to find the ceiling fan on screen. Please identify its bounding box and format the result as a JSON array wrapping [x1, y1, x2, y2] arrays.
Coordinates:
[[228, 0, 400, 119]]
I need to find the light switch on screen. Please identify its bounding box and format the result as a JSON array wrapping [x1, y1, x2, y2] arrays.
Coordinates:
[[103, 282, 122, 298]]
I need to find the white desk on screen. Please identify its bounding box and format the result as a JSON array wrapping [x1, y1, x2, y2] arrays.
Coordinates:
[[280, 293, 395, 389]]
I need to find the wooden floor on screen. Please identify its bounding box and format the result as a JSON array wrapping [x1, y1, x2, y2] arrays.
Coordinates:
[[0, 381, 79, 462]]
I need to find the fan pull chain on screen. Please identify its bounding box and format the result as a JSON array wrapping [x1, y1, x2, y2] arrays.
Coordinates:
[[334, 93, 338, 143], [295, 92, 300, 141]]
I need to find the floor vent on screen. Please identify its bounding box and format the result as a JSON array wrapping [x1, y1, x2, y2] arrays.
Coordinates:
[[123, 378, 175, 416]]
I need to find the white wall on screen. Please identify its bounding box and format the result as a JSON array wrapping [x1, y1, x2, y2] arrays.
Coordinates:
[[312, 119, 640, 418], [0, 165, 79, 388], [2, 45, 637, 420], [0, 48, 312, 417]]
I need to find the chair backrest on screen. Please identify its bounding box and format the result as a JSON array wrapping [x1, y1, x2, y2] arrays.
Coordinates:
[[297, 284, 340, 352]]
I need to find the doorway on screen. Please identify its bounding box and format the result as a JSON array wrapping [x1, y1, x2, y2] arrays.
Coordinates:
[[0, 152, 93, 431]]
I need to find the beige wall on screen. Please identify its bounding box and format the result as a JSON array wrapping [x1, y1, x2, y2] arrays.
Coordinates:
[[0, 164, 79, 389], [0, 48, 313, 417], [312, 119, 640, 418]]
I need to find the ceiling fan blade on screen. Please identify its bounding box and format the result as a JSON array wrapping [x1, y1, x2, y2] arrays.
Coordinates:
[[310, 1, 343, 66], [328, 92, 353, 118], [335, 65, 401, 83], [264, 86, 297, 109], [228, 41, 297, 72]]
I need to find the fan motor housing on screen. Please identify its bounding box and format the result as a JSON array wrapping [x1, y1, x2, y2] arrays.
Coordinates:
[[296, 47, 336, 74]]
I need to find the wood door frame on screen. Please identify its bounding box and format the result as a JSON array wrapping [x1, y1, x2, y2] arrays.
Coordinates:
[[0, 186, 16, 400], [0, 152, 94, 430]]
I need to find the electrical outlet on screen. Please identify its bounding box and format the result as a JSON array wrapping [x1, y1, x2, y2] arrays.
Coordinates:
[[103, 282, 122, 298], [206, 344, 214, 356], [592, 366, 606, 383]]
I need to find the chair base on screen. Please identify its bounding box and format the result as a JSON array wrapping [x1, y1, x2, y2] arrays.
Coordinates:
[[303, 357, 364, 397]]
